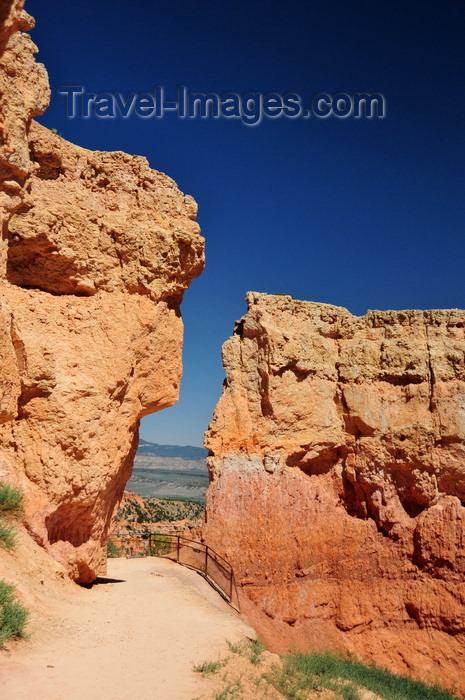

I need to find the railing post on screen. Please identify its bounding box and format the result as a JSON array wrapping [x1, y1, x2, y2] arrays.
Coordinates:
[[148, 532, 151, 557], [205, 545, 209, 575], [176, 535, 180, 563], [229, 571, 233, 604]]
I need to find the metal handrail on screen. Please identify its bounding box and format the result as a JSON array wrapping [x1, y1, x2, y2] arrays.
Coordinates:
[[108, 532, 239, 610]]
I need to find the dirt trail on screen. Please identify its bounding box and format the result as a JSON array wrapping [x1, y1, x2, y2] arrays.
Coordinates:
[[0, 557, 255, 700]]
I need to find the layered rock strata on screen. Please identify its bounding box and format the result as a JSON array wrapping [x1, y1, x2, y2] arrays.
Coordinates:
[[204, 292, 465, 692], [0, 0, 204, 582]]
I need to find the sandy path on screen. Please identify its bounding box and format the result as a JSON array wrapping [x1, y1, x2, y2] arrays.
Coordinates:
[[0, 557, 255, 700]]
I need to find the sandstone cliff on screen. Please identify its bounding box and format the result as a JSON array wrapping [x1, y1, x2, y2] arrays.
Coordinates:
[[0, 0, 204, 582], [204, 292, 465, 692]]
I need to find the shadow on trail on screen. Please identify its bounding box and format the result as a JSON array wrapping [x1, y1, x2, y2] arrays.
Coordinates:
[[79, 577, 126, 588]]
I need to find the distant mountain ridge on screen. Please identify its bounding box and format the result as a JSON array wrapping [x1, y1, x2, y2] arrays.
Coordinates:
[[137, 439, 208, 461], [128, 439, 209, 501]]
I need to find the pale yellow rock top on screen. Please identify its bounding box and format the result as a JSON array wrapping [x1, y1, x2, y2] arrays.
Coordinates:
[[207, 291, 465, 512]]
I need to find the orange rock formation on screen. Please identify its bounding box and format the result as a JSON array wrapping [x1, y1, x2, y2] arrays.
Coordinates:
[[0, 0, 204, 582], [204, 292, 465, 692]]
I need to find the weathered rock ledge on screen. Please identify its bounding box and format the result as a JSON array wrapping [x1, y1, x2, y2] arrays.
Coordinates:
[[204, 292, 465, 693], [0, 0, 204, 582]]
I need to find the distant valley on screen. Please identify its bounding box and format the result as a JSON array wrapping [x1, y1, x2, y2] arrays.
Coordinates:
[[127, 439, 209, 502]]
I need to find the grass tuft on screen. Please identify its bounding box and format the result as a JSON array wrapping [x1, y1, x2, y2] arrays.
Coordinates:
[[248, 638, 266, 665], [266, 650, 459, 700], [0, 520, 16, 549], [193, 657, 229, 674], [226, 638, 243, 654], [226, 637, 266, 664], [214, 678, 242, 699], [0, 581, 29, 645]]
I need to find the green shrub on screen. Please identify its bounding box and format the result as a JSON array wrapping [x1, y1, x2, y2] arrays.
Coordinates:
[[0, 483, 23, 516], [150, 534, 171, 556], [106, 539, 120, 558], [0, 482, 24, 550], [0, 581, 29, 645], [0, 520, 16, 549]]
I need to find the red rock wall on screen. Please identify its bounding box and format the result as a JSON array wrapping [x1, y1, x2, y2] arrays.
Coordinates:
[[0, 1, 204, 582], [204, 292, 465, 693]]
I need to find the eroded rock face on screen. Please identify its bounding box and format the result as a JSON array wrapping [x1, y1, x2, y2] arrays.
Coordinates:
[[7, 123, 203, 299], [204, 292, 465, 692], [0, 0, 49, 274], [0, 1, 204, 582]]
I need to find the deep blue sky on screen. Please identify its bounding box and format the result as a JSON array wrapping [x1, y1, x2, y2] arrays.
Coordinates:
[[27, 1, 465, 446]]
